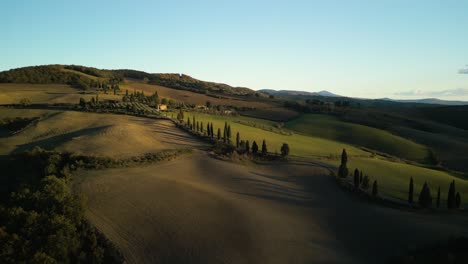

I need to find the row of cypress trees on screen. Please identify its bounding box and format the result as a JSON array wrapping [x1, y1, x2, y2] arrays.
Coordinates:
[[408, 178, 462, 209], [181, 114, 290, 156], [339, 148, 463, 209], [339, 149, 378, 197]]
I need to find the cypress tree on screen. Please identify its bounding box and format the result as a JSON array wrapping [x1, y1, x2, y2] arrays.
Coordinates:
[[223, 126, 227, 143], [224, 122, 228, 137], [280, 143, 290, 157], [338, 149, 349, 178], [359, 171, 363, 184], [362, 175, 370, 190], [201, 122, 204, 133], [217, 128, 221, 140], [210, 123, 214, 138], [354, 169, 360, 189], [261, 140, 267, 155], [187, 117, 190, 128], [408, 177, 414, 204], [227, 125, 232, 140], [206, 122, 210, 135], [341, 148, 348, 165], [456, 192, 462, 209], [193, 116, 195, 130], [196, 121, 199, 132], [448, 180, 456, 209], [372, 180, 378, 197], [246, 140, 250, 153], [252, 141, 258, 154], [418, 182, 432, 208], [436, 186, 441, 208], [236, 132, 240, 148]]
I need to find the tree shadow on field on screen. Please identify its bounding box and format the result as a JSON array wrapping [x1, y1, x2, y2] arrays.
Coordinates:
[[232, 160, 468, 263], [12, 125, 112, 154]]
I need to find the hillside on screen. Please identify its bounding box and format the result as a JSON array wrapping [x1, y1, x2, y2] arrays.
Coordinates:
[[0, 65, 272, 102], [0, 109, 206, 157], [286, 114, 429, 163], [0, 65, 268, 98], [418, 105, 468, 130], [0, 65, 121, 90], [77, 152, 468, 264]]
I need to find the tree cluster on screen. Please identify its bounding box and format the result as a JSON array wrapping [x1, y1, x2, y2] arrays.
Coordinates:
[[0, 148, 123, 263], [407, 178, 462, 209]]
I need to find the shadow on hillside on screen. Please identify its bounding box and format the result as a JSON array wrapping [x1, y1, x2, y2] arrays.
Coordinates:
[[230, 160, 468, 263], [12, 125, 112, 154]]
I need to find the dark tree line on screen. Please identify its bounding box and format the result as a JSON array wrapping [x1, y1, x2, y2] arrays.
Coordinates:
[[0, 148, 123, 263], [407, 178, 462, 209], [339, 148, 464, 210], [339, 150, 376, 197]]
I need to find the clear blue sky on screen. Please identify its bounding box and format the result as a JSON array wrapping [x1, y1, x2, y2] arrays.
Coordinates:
[[1, 0, 467, 99]]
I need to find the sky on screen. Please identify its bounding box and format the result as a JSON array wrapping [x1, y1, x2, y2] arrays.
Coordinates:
[[1, 0, 467, 100]]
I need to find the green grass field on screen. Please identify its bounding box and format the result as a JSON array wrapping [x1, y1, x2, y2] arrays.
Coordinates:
[[286, 114, 429, 163], [183, 112, 369, 159], [329, 157, 468, 203]]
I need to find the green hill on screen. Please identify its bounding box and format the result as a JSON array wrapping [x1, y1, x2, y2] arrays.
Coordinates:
[[420, 105, 468, 131], [0, 65, 267, 98], [286, 114, 430, 163], [0, 65, 121, 90]]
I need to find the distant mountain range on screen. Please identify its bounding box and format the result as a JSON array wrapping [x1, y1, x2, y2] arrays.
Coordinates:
[[258, 89, 341, 97], [380, 98, 468, 106], [259, 89, 468, 106]]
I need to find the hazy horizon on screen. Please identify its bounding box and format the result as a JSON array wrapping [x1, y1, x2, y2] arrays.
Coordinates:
[[1, 0, 467, 100]]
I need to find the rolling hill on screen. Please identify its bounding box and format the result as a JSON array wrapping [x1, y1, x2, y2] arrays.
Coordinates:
[[2, 68, 468, 263]]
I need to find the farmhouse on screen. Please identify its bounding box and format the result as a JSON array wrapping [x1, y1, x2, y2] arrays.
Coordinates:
[[157, 104, 167, 111], [196, 105, 208, 110]]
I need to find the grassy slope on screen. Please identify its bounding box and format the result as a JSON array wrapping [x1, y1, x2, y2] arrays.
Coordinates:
[[186, 112, 368, 158], [391, 126, 468, 173], [330, 157, 468, 203], [0, 109, 206, 157], [286, 114, 429, 163]]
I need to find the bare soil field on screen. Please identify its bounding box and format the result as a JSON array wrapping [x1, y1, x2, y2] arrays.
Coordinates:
[[0, 83, 121, 104], [77, 152, 468, 264]]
